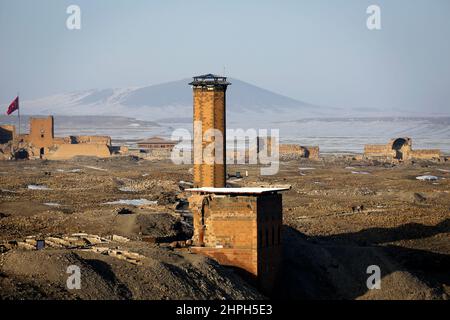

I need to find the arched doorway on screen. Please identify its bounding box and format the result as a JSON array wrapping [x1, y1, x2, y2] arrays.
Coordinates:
[[302, 148, 310, 158], [14, 149, 29, 160], [40, 147, 45, 159], [392, 138, 408, 160]]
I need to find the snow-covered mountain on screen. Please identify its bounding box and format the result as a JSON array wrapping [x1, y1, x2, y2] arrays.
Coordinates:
[[20, 78, 335, 124], [19, 77, 448, 125], [10, 78, 449, 153]]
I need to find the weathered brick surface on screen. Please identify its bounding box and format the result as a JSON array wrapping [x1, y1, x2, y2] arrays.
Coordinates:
[[190, 247, 258, 276], [410, 149, 441, 160], [193, 87, 227, 187], [27, 116, 54, 149], [47, 144, 111, 160], [189, 193, 283, 294], [306, 146, 320, 159], [70, 136, 111, 145], [279, 144, 320, 160], [364, 144, 390, 157]]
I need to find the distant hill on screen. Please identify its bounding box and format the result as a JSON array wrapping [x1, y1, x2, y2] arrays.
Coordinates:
[[15, 77, 444, 127], [20, 78, 336, 124]]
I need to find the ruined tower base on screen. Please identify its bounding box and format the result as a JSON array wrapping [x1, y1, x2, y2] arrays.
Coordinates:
[[187, 187, 289, 295]]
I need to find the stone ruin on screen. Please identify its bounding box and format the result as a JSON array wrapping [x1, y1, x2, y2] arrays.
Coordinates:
[[257, 136, 320, 161], [0, 116, 114, 160], [279, 144, 320, 161], [364, 137, 442, 162]]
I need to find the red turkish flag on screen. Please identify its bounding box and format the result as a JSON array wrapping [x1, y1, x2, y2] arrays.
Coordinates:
[[6, 96, 19, 115]]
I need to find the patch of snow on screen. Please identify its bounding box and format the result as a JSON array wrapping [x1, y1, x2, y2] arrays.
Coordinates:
[[351, 171, 370, 175], [44, 203, 61, 207], [186, 187, 291, 194], [416, 175, 439, 181], [118, 187, 136, 192], [83, 166, 107, 171], [57, 169, 82, 173], [104, 199, 158, 206], [28, 185, 52, 190]]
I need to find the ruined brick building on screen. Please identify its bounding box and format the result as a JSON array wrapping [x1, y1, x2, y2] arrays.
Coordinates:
[[137, 136, 177, 158], [137, 136, 177, 151], [0, 116, 112, 160], [188, 187, 289, 294], [364, 137, 441, 162], [279, 144, 320, 160], [257, 137, 320, 160], [187, 74, 289, 295]]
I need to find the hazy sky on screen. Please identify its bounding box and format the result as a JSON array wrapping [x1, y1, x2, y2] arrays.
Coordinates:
[[0, 0, 449, 113]]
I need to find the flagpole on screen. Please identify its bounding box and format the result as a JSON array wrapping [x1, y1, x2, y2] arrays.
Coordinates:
[[17, 92, 20, 137]]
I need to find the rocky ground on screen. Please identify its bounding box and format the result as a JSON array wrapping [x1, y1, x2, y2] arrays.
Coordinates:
[[0, 155, 449, 300]]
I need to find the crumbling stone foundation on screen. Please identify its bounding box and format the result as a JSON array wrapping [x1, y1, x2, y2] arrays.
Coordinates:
[[364, 137, 441, 162]]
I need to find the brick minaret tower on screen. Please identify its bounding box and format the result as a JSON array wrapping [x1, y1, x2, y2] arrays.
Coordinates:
[[190, 74, 231, 188]]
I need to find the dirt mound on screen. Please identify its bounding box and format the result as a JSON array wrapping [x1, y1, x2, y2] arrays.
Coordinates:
[[135, 213, 190, 239], [275, 227, 447, 300], [0, 248, 263, 300]]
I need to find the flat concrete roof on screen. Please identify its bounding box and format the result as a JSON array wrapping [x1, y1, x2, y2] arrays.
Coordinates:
[[186, 187, 291, 195]]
